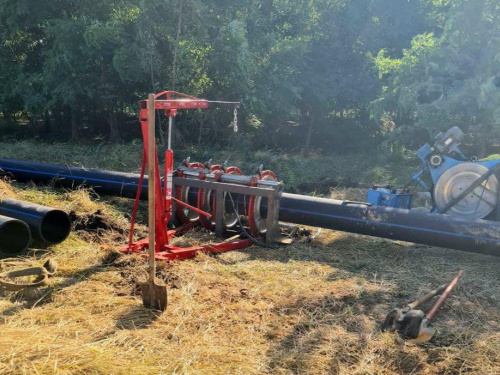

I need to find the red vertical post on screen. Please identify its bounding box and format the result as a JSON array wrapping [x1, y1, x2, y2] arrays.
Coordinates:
[[125, 92, 210, 254], [165, 149, 174, 215]]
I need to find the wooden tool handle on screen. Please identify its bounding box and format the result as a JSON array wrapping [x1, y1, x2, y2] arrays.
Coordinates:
[[426, 270, 464, 321], [148, 94, 156, 282], [408, 283, 448, 309]]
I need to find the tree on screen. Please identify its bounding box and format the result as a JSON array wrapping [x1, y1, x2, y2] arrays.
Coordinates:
[[1, 0, 496, 154], [372, 0, 500, 154]]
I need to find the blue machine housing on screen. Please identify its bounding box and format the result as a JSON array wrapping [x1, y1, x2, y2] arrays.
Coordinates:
[[366, 187, 413, 209], [367, 126, 500, 213], [415, 142, 500, 212]]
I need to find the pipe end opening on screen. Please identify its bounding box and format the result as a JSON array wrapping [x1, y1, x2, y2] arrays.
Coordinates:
[[41, 210, 71, 244], [0, 220, 31, 256]]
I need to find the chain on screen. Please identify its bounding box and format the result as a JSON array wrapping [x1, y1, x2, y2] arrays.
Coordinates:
[[207, 100, 240, 133], [232, 107, 238, 132]]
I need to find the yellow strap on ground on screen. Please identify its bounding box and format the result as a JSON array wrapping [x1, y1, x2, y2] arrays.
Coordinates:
[[0, 259, 58, 291]]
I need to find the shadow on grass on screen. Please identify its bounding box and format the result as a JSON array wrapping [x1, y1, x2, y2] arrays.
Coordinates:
[[0, 246, 129, 314], [0, 264, 107, 314], [88, 303, 162, 345], [265, 292, 425, 374], [252, 233, 500, 374], [115, 304, 161, 330]]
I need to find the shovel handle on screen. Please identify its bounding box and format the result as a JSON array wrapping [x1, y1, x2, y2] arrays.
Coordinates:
[[148, 94, 156, 283], [426, 270, 464, 321], [408, 283, 448, 309]]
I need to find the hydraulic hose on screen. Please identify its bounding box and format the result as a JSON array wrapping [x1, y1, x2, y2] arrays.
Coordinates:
[[0, 215, 31, 256], [0, 199, 71, 244]]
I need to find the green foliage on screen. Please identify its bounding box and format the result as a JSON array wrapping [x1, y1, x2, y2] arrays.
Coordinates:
[[0, 0, 497, 155], [373, 0, 500, 154]]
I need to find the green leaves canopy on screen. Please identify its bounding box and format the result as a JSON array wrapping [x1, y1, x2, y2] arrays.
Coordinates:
[[0, 0, 498, 154]]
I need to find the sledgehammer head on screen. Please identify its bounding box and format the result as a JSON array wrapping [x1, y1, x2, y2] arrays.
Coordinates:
[[382, 271, 463, 342], [382, 307, 427, 340], [382, 283, 448, 334]]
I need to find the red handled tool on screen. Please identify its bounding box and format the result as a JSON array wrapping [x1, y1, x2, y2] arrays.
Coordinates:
[[139, 94, 167, 311], [382, 270, 464, 342], [415, 270, 464, 342]]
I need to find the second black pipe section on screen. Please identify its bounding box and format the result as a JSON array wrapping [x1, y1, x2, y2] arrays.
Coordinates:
[[278, 193, 500, 257], [0, 158, 146, 199]]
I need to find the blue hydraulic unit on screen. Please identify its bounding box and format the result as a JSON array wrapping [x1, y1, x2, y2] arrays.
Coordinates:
[[367, 186, 413, 209]]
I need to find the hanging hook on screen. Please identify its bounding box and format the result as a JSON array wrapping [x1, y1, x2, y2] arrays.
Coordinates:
[[233, 107, 238, 132]]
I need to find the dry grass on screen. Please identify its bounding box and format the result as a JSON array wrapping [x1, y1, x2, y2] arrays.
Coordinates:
[[0, 179, 17, 199], [0, 183, 499, 374]]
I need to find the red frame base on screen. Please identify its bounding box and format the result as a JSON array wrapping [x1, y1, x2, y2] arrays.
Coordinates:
[[120, 228, 253, 261]]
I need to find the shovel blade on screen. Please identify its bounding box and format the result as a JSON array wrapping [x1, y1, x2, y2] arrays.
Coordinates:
[[140, 281, 168, 311], [414, 318, 436, 342], [415, 326, 436, 342]]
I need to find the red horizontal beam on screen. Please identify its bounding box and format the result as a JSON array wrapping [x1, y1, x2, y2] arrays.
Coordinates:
[[154, 99, 208, 110]]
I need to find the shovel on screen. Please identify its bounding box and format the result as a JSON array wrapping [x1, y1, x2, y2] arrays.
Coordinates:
[[414, 270, 463, 342], [140, 93, 167, 311]]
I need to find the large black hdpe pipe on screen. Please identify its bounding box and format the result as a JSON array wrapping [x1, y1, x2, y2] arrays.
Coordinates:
[[278, 194, 500, 257], [0, 158, 147, 199], [0, 215, 31, 256], [0, 199, 71, 244], [1, 158, 499, 256]]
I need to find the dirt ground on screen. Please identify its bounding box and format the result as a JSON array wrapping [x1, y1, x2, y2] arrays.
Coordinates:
[[0, 184, 499, 374]]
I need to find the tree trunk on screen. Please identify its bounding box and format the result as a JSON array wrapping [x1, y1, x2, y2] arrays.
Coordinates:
[[29, 113, 40, 138], [477, 131, 488, 158], [302, 110, 316, 155], [53, 106, 63, 132], [108, 109, 122, 143], [43, 110, 51, 134], [71, 107, 79, 141], [198, 113, 205, 145], [172, 0, 183, 90]]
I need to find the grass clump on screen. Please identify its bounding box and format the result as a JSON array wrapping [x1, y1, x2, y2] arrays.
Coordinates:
[[2, 221, 498, 374]]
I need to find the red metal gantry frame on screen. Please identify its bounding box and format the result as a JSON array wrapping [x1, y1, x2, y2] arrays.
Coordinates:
[[122, 91, 252, 260]]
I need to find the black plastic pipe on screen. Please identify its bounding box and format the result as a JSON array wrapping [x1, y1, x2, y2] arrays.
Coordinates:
[[0, 215, 31, 256], [278, 194, 500, 257], [1, 158, 499, 256], [0, 199, 71, 244], [0, 158, 147, 199]]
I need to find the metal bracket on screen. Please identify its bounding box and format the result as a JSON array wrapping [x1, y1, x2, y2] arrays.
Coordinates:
[[173, 177, 284, 242], [266, 184, 283, 244], [215, 189, 225, 237]]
